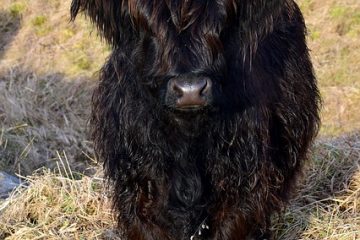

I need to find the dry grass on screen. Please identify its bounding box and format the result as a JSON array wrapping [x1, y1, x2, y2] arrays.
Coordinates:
[[1, 135, 359, 240], [300, 0, 360, 135], [0, 0, 359, 239], [0, 0, 109, 77], [0, 157, 117, 240], [0, 69, 96, 176], [0, 0, 102, 175], [273, 134, 360, 239]]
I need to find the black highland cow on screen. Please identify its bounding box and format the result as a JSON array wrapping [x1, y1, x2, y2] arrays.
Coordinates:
[[71, 0, 320, 239]]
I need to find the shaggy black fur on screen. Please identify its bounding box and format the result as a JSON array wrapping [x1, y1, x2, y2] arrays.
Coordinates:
[[71, 0, 320, 239]]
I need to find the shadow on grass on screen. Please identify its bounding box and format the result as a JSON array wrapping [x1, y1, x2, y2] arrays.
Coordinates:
[[0, 10, 98, 176], [0, 68, 97, 176], [0, 42, 98, 175], [273, 133, 360, 239]]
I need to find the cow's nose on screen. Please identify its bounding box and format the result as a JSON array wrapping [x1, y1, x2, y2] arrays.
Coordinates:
[[168, 77, 212, 110]]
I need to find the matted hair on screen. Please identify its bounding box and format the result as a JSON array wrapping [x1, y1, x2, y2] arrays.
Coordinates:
[[71, 0, 320, 239]]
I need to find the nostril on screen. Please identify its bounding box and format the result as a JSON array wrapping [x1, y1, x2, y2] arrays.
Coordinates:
[[199, 78, 210, 96], [172, 82, 184, 97]]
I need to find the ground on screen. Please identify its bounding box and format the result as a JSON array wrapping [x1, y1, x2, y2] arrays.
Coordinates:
[[0, 0, 359, 239]]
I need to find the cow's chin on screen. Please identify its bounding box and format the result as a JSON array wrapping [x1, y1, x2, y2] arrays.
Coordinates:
[[168, 109, 209, 138]]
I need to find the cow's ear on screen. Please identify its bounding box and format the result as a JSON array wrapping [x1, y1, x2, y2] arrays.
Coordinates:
[[70, 0, 129, 46]]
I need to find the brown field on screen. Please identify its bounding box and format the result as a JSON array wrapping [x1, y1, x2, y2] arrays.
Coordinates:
[[0, 0, 359, 239]]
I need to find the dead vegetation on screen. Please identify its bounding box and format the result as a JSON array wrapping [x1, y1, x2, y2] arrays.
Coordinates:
[[303, 0, 360, 135], [0, 162, 115, 240], [273, 134, 360, 239], [0, 0, 359, 239], [0, 135, 358, 240], [0, 69, 95, 175]]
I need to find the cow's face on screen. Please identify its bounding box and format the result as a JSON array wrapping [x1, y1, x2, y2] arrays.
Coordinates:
[[125, 1, 240, 117], [70, 0, 281, 132]]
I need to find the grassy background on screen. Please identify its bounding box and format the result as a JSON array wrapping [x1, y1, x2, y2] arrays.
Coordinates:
[[0, 0, 359, 239]]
